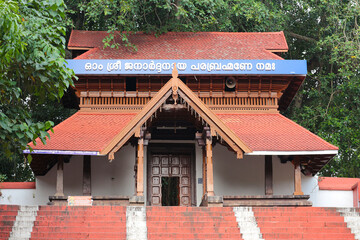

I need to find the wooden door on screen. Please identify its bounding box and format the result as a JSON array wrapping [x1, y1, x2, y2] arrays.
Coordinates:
[[148, 153, 192, 206]]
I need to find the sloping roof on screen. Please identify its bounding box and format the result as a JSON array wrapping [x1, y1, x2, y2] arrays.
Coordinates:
[[318, 177, 360, 190], [28, 112, 136, 154], [216, 113, 338, 153], [28, 112, 338, 156], [68, 31, 288, 60]]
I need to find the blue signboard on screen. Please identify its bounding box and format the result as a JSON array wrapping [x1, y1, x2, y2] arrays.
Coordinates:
[[65, 59, 307, 76]]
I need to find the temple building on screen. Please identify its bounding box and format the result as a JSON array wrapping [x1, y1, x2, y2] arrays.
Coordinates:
[[25, 31, 338, 207]]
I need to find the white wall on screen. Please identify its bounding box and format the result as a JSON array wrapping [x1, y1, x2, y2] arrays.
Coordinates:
[[273, 157, 294, 195], [314, 190, 354, 207], [213, 145, 264, 195], [91, 145, 135, 196], [212, 144, 302, 196], [302, 175, 319, 204], [0, 189, 37, 205]]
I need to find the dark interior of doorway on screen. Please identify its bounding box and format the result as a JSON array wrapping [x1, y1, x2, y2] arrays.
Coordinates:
[[161, 177, 180, 206]]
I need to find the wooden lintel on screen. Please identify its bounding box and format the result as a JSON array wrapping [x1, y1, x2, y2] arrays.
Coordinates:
[[82, 155, 91, 196], [265, 155, 273, 195], [54, 158, 64, 197]]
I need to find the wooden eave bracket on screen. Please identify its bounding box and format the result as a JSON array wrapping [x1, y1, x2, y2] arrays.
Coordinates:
[[103, 63, 251, 160]]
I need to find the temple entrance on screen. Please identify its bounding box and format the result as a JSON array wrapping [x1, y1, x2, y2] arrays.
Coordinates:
[[147, 145, 195, 206]]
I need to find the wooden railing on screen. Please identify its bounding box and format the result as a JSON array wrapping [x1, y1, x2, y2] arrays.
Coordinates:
[[80, 96, 278, 112]]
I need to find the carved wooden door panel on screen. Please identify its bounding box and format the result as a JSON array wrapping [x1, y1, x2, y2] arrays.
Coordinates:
[[149, 153, 191, 206]]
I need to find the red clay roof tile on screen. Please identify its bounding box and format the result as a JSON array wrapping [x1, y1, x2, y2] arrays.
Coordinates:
[[30, 112, 337, 154], [29, 112, 136, 152], [215, 113, 338, 152], [68, 31, 288, 60]]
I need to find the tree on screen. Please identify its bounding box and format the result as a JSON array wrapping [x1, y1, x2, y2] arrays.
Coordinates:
[[284, 0, 360, 177], [0, 0, 74, 179]]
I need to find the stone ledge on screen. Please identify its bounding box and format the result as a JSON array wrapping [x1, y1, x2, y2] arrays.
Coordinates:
[[223, 195, 312, 207], [49, 195, 130, 206], [129, 195, 145, 206], [200, 194, 223, 207]]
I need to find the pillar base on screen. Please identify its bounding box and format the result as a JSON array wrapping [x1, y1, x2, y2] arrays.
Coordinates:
[[200, 194, 223, 207], [294, 191, 304, 196], [129, 195, 145, 206]]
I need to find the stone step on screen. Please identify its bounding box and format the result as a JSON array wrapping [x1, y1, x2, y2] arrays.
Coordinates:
[[254, 216, 344, 222], [31, 232, 126, 238], [147, 226, 241, 234], [31, 226, 126, 233], [146, 221, 238, 228], [146, 216, 236, 221], [147, 232, 243, 239]]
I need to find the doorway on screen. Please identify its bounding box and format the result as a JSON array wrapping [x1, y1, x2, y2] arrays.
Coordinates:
[[147, 145, 195, 206]]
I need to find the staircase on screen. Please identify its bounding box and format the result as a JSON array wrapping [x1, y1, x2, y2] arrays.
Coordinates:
[[9, 205, 38, 240], [30, 206, 127, 239], [2, 205, 360, 239], [147, 206, 243, 240], [337, 208, 360, 240], [233, 207, 264, 240], [253, 207, 356, 240], [0, 205, 19, 240]]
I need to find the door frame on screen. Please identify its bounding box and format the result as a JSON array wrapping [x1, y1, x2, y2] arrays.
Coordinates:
[[147, 143, 196, 206]]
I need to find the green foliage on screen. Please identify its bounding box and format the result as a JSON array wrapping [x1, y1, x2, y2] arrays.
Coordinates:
[[0, 0, 75, 160], [0, 98, 76, 182], [284, 0, 360, 177], [65, 0, 286, 47]]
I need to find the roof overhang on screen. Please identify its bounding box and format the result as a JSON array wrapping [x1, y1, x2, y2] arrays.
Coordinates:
[[66, 59, 307, 76], [23, 149, 101, 156], [246, 150, 338, 155]]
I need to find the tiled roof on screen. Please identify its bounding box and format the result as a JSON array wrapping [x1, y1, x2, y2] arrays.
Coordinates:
[[29, 112, 136, 153], [68, 31, 288, 60], [318, 177, 360, 190], [30, 112, 337, 153], [215, 113, 338, 152]]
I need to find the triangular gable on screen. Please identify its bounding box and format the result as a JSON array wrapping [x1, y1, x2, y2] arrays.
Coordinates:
[[101, 66, 252, 160]]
